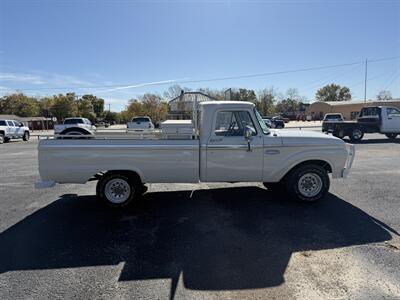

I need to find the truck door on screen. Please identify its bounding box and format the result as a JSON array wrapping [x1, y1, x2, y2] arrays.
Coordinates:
[[206, 110, 263, 182], [6, 120, 15, 137], [381, 107, 400, 132], [13, 121, 23, 137]]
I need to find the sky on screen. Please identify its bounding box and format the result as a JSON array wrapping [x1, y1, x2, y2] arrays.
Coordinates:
[[0, 0, 399, 111]]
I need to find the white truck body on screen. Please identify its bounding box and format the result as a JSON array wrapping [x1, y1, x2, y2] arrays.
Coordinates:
[[0, 119, 30, 143], [37, 101, 354, 187], [54, 118, 96, 135]]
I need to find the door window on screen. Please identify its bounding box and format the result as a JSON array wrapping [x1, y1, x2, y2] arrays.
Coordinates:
[[6, 121, 14, 126], [12, 121, 21, 127], [387, 107, 400, 117], [214, 111, 256, 136]]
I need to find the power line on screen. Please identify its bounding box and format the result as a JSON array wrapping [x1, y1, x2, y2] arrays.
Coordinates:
[[1, 55, 400, 93]]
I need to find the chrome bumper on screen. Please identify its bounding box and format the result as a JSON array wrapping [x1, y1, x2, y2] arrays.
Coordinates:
[[341, 144, 355, 178]]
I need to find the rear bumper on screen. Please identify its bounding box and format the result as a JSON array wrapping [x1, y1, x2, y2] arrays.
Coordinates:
[[341, 144, 355, 178]]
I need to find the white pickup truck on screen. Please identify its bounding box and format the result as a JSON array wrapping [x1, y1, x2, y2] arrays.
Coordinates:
[[54, 117, 96, 136], [36, 101, 355, 207], [0, 119, 30, 144]]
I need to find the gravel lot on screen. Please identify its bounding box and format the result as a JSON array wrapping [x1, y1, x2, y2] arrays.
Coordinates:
[[0, 133, 399, 299]]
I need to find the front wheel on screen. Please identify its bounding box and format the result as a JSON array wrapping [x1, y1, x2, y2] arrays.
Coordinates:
[[96, 173, 140, 208], [285, 164, 330, 202], [385, 133, 398, 139], [0, 133, 4, 144], [23, 131, 30, 141]]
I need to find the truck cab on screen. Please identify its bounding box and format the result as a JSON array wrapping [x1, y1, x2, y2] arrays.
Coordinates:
[[0, 119, 30, 144]]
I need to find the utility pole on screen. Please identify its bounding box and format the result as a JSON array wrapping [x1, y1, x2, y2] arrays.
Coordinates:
[[108, 103, 111, 112], [364, 58, 368, 103]]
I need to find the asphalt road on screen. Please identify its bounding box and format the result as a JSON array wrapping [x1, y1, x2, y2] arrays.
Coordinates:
[[0, 134, 399, 299]]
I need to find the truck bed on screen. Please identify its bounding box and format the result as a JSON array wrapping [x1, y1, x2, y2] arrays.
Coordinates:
[[38, 138, 200, 184]]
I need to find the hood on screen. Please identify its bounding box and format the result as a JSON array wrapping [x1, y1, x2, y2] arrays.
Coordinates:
[[272, 130, 345, 147]]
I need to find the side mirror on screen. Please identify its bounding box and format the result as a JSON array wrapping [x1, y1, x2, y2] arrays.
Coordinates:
[[244, 125, 255, 140]]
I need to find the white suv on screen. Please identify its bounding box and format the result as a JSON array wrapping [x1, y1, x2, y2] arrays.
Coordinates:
[[0, 119, 30, 144]]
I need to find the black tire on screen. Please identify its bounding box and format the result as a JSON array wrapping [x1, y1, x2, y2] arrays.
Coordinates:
[[385, 133, 398, 139], [285, 164, 330, 202], [96, 173, 141, 208], [4, 137, 10, 143], [0, 133, 4, 144], [349, 127, 364, 142], [333, 129, 345, 139], [23, 131, 30, 141]]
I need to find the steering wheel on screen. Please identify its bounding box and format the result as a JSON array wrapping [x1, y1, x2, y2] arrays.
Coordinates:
[[227, 121, 237, 136]]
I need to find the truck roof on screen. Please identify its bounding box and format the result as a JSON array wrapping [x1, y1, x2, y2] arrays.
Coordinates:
[[200, 101, 255, 108]]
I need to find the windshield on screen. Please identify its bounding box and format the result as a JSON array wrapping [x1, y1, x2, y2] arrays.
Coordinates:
[[64, 118, 84, 124], [254, 108, 270, 135]]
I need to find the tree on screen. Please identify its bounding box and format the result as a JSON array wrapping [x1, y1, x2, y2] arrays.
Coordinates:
[[0, 93, 40, 117], [376, 90, 392, 101], [50, 93, 78, 122], [275, 88, 304, 113], [316, 84, 351, 102], [163, 85, 191, 100], [230, 88, 257, 102], [257, 88, 276, 116], [80, 94, 105, 116]]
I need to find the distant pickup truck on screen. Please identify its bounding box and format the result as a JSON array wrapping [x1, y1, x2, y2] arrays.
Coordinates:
[[36, 101, 354, 207], [322, 106, 400, 141], [0, 119, 30, 144], [127, 116, 155, 132], [54, 118, 96, 136]]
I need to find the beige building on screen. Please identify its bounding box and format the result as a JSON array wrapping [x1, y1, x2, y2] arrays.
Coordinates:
[[306, 99, 400, 120]]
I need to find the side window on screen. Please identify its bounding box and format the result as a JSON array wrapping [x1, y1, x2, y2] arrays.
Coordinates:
[[13, 121, 21, 127], [387, 108, 400, 117], [7, 121, 14, 126], [214, 111, 256, 137]]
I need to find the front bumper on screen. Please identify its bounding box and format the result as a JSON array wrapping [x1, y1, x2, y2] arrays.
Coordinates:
[[341, 144, 355, 178]]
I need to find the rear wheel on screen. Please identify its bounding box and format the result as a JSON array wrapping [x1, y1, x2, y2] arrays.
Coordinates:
[[385, 133, 398, 139], [349, 128, 364, 142], [23, 131, 30, 141], [0, 133, 4, 144], [96, 173, 140, 208], [285, 164, 330, 202]]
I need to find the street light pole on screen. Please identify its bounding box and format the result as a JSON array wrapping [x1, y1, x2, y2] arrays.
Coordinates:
[[364, 58, 368, 103]]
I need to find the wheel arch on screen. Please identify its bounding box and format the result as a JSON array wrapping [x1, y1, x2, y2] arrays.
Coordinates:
[[96, 169, 143, 184], [281, 159, 332, 181], [60, 127, 92, 135]]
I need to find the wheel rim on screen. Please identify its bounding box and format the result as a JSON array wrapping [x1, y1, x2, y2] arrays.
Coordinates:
[[298, 173, 323, 198], [25, 133, 29, 140], [104, 178, 131, 204], [353, 129, 362, 139]]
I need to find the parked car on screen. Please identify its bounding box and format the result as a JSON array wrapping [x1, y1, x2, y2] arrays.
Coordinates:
[[263, 118, 272, 128], [54, 118, 96, 136], [36, 101, 355, 207], [263, 117, 284, 129], [0, 119, 30, 144], [322, 106, 400, 141], [127, 116, 154, 132], [95, 121, 110, 128]]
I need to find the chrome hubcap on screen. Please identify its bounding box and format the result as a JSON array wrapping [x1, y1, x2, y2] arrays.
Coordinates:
[[298, 173, 322, 198], [105, 178, 131, 204]]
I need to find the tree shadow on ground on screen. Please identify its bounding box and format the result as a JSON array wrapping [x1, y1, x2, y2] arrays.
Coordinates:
[[0, 187, 397, 299]]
